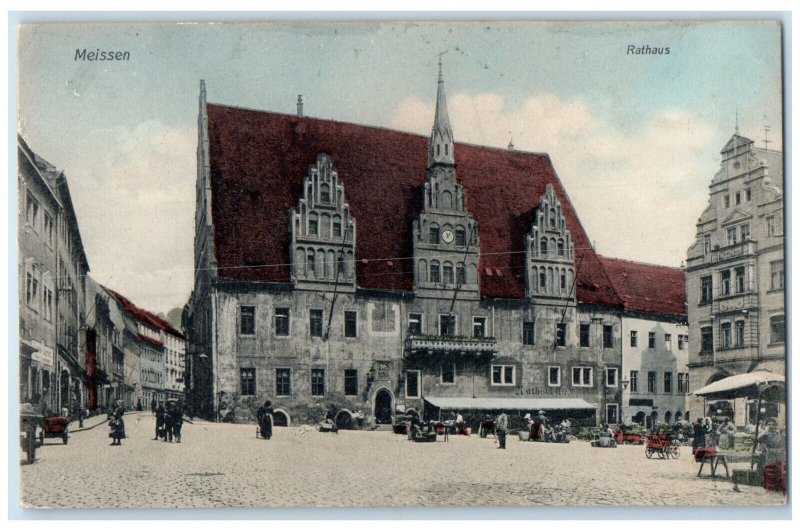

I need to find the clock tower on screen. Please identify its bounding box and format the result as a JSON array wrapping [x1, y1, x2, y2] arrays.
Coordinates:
[[412, 60, 480, 300]]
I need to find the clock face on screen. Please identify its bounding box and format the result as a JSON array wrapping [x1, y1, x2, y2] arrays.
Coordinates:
[[442, 230, 454, 243]]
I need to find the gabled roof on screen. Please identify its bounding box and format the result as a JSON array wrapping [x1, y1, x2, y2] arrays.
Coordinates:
[[205, 103, 621, 306], [107, 289, 186, 340], [721, 133, 754, 154], [720, 208, 753, 226], [599, 256, 686, 318]]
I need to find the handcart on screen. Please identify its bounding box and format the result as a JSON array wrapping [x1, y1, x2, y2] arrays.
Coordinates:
[[645, 430, 680, 459]]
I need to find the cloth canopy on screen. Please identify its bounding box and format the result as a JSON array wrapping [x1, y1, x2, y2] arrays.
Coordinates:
[[423, 396, 597, 411], [692, 371, 785, 400]]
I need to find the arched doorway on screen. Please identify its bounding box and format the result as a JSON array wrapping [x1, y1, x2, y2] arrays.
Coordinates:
[[664, 411, 672, 424], [373, 388, 393, 424], [335, 409, 355, 430], [272, 409, 290, 427], [633, 411, 646, 425]]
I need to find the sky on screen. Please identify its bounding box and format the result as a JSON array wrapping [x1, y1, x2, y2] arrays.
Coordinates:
[[16, 20, 784, 314]]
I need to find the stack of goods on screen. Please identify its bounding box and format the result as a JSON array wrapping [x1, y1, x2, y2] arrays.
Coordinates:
[[732, 433, 755, 452], [694, 446, 718, 462]]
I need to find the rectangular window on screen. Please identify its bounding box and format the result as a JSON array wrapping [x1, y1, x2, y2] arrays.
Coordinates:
[[491, 365, 516, 386], [455, 229, 466, 247], [701, 276, 713, 304], [721, 322, 732, 348], [239, 305, 255, 335], [735, 266, 746, 293], [766, 216, 776, 237], [629, 370, 639, 393], [26, 270, 39, 308], [606, 368, 618, 387], [408, 313, 423, 335], [684, 373, 690, 394], [740, 223, 750, 241], [647, 372, 656, 394], [630, 331, 638, 347], [579, 324, 590, 347], [664, 333, 672, 350], [344, 369, 358, 396], [429, 226, 440, 245], [44, 213, 54, 245], [664, 372, 673, 394], [442, 264, 454, 285], [770, 315, 785, 344], [405, 370, 420, 398], [311, 369, 325, 396], [720, 270, 731, 296], [308, 219, 318, 236], [310, 309, 324, 337], [275, 368, 291, 396], [333, 221, 342, 238], [602, 325, 614, 348], [240, 368, 256, 396], [275, 307, 290, 337], [344, 311, 358, 338], [678, 335, 685, 350], [548, 366, 561, 387], [430, 263, 441, 283], [606, 404, 619, 425], [556, 323, 567, 347], [522, 321, 535, 346], [723, 194, 730, 208], [572, 367, 593, 387], [440, 363, 455, 384], [726, 226, 738, 246], [735, 320, 745, 347], [26, 194, 39, 227], [735, 191, 741, 205], [648, 332, 656, 349], [770, 261, 784, 290], [678, 373, 685, 394], [703, 234, 711, 255], [701, 327, 713, 354], [745, 188, 751, 201], [439, 314, 456, 336], [473, 317, 486, 339]]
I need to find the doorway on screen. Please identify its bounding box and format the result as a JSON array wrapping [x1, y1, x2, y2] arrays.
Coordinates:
[[373, 388, 393, 424]]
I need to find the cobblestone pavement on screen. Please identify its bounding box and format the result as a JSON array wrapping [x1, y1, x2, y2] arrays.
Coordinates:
[[19, 413, 786, 509]]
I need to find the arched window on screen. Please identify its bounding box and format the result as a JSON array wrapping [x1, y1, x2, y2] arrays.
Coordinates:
[[540, 238, 548, 256], [346, 251, 355, 279], [321, 214, 331, 238], [308, 213, 319, 236], [456, 263, 466, 285], [443, 262, 454, 285], [319, 249, 328, 279], [430, 224, 440, 245], [557, 239, 565, 257], [664, 412, 672, 425], [560, 269, 567, 290], [332, 215, 342, 239], [320, 183, 331, 204], [337, 251, 346, 278], [549, 208, 556, 228], [297, 248, 306, 277], [442, 190, 453, 210], [430, 261, 441, 284], [307, 249, 316, 278], [539, 269, 547, 291], [455, 227, 466, 247]]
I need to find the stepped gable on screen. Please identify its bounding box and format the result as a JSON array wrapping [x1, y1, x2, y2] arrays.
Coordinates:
[[206, 103, 620, 306], [599, 256, 686, 317]]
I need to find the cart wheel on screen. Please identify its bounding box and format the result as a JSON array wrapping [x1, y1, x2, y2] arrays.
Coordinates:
[[671, 445, 680, 459], [645, 447, 654, 458]]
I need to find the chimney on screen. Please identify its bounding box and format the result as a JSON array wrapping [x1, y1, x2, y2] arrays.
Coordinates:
[[297, 95, 304, 117]]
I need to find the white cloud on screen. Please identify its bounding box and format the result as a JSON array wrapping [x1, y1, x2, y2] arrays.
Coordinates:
[[49, 121, 197, 313], [389, 93, 720, 268]]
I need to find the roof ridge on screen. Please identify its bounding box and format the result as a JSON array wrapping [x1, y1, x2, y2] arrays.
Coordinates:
[[598, 254, 683, 272], [206, 101, 552, 159]]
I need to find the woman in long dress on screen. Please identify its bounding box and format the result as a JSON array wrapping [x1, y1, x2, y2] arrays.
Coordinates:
[[257, 400, 274, 440], [108, 408, 126, 446]]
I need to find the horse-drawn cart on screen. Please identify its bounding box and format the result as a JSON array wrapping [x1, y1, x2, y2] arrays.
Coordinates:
[[645, 431, 680, 459]]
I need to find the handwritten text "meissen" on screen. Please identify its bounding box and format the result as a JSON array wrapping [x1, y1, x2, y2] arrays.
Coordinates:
[[627, 45, 670, 55], [75, 49, 131, 61]]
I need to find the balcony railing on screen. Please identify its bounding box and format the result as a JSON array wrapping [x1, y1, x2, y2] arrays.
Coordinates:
[[688, 240, 757, 268], [405, 334, 498, 354]]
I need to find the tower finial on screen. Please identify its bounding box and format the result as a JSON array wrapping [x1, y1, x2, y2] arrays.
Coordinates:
[[735, 109, 739, 134], [429, 53, 454, 168]]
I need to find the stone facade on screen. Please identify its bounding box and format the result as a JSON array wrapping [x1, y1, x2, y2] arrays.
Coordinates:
[[186, 68, 689, 429], [685, 132, 784, 426]]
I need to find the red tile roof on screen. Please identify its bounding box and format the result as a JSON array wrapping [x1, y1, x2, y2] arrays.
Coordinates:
[[206, 104, 620, 306], [107, 289, 186, 339], [599, 257, 686, 318], [137, 333, 164, 348]]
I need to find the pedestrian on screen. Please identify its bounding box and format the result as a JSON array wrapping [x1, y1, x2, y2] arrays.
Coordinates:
[[170, 400, 184, 443], [534, 410, 548, 441], [716, 417, 736, 450], [257, 400, 274, 440], [151, 397, 157, 416], [523, 413, 533, 439], [164, 401, 176, 442], [154, 402, 166, 441], [703, 417, 714, 447], [495, 411, 509, 449], [692, 418, 704, 453], [108, 409, 126, 446], [454, 412, 465, 435]]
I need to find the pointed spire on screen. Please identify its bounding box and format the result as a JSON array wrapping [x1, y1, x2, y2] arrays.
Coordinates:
[[735, 109, 739, 134], [429, 55, 455, 167]]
